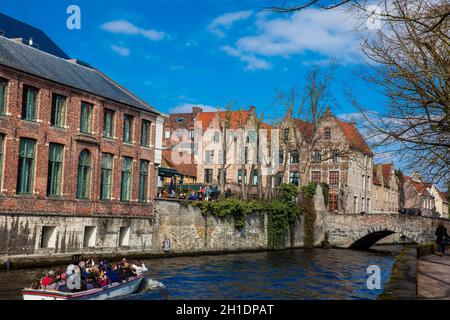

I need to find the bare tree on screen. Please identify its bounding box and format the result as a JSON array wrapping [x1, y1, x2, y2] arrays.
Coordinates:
[[238, 109, 248, 200], [267, 0, 449, 35], [268, 0, 449, 183], [277, 67, 336, 189], [217, 103, 233, 196], [349, 0, 450, 184]]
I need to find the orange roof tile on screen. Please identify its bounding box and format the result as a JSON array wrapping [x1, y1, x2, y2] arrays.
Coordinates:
[[405, 175, 432, 197], [336, 119, 373, 156], [162, 150, 197, 177], [196, 111, 250, 130], [293, 119, 313, 140]]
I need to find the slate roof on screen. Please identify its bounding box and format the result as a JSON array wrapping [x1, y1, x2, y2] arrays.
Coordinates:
[[0, 35, 159, 115], [0, 13, 69, 59]]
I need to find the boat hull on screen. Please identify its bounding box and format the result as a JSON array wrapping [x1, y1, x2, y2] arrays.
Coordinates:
[[22, 274, 145, 300]]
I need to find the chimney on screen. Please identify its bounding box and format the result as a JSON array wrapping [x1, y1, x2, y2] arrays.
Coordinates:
[[11, 37, 24, 44], [192, 106, 203, 118], [411, 172, 422, 182], [376, 164, 383, 184], [28, 37, 33, 46]]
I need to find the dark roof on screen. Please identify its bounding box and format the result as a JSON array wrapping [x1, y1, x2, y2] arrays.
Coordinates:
[[0, 13, 69, 59], [0, 35, 159, 115]]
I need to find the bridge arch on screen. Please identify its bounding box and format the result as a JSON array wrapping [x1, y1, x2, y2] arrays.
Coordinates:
[[346, 225, 421, 250]]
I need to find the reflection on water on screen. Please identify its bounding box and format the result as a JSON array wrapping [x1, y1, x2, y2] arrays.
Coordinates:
[[0, 246, 401, 300]]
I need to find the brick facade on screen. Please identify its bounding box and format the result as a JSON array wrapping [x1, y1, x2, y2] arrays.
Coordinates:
[[279, 110, 374, 214], [0, 65, 159, 217]]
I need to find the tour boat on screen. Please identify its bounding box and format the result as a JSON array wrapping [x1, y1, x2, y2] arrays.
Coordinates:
[[22, 274, 145, 300]]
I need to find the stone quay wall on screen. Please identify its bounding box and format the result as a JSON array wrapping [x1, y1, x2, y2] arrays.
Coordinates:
[[151, 199, 306, 254], [0, 213, 154, 268], [0, 198, 312, 268]]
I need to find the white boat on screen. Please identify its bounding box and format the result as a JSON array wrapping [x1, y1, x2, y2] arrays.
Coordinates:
[[22, 274, 145, 300]]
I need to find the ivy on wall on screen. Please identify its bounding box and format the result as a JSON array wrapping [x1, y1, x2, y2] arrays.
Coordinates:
[[301, 182, 329, 248], [192, 198, 264, 229], [192, 184, 302, 250]]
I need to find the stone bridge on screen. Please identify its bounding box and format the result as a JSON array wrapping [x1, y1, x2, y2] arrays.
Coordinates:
[[325, 214, 450, 249]]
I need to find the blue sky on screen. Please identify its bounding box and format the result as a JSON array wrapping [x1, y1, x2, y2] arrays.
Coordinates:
[[0, 0, 385, 123]]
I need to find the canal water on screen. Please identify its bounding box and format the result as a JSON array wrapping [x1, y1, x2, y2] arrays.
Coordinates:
[[0, 246, 402, 300]]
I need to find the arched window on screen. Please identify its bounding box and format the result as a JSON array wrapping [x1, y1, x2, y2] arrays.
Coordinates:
[[77, 149, 91, 199]]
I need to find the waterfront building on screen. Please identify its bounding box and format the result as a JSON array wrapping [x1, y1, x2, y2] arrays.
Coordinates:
[[159, 107, 199, 189], [0, 13, 69, 59], [162, 106, 273, 196], [428, 184, 448, 219], [0, 27, 163, 258], [278, 109, 374, 214], [403, 173, 436, 217], [372, 163, 400, 214]]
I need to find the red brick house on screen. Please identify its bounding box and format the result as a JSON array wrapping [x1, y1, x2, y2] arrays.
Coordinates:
[[0, 33, 162, 258], [279, 109, 374, 214]]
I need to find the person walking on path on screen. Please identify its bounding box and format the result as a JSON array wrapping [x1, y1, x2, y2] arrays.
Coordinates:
[[435, 222, 449, 256]]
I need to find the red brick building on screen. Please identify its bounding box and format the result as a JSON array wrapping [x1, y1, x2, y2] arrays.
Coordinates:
[[0, 32, 161, 258]]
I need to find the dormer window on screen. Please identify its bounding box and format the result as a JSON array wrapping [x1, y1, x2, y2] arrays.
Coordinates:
[[177, 118, 184, 123]]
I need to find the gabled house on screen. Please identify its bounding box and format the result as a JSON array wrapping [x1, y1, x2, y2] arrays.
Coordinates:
[[429, 185, 449, 219], [163, 106, 274, 195], [372, 163, 399, 214], [278, 108, 374, 214], [403, 173, 436, 217]]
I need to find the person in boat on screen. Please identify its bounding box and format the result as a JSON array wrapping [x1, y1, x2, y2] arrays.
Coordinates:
[[78, 261, 89, 290], [97, 270, 109, 287], [31, 274, 43, 289], [56, 273, 70, 292], [131, 262, 148, 275], [41, 271, 54, 289], [105, 264, 120, 284], [46, 272, 61, 291], [66, 264, 82, 292]]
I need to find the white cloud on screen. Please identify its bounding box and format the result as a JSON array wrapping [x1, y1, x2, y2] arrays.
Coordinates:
[[170, 103, 219, 114], [222, 8, 367, 70], [208, 10, 253, 38], [221, 45, 271, 71], [110, 44, 130, 56], [101, 19, 166, 41]]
